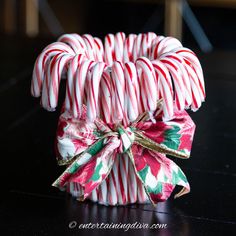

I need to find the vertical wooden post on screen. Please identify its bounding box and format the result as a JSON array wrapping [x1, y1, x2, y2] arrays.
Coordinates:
[[165, 0, 183, 41], [4, 0, 16, 34], [26, 0, 39, 36]]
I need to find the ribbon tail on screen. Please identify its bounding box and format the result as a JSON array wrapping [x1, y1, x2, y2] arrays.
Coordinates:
[[128, 145, 190, 205], [174, 186, 190, 199], [127, 149, 156, 206], [52, 138, 105, 189], [52, 137, 120, 201], [79, 152, 117, 200]]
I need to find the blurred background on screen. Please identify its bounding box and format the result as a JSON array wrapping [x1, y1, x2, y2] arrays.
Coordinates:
[[1, 0, 236, 46], [1, 0, 236, 80]]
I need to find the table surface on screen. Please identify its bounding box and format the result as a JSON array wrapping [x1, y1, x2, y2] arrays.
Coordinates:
[[0, 36, 235, 236]]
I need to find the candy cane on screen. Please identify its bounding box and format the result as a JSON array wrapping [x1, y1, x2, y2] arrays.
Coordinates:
[[149, 35, 165, 60], [113, 155, 125, 204], [160, 57, 186, 111], [161, 52, 192, 108], [41, 53, 63, 110], [48, 53, 74, 110], [86, 62, 106, 121], [136, 57, 157, 113], [65, 54, 86, 112], [100, 68, 112, 123], [137, 179, 147, 203], [94, 37, 104, 62], [71, 33, 87, 54], [184, 62, 202, 110], [132, 33, 143, 62], [124, 34, 137, 63], [72, 59, 95, 118], [152, 60, 174, 120], [109, 161, 118, 205], [91, 187, 98, 202], [124, 62, 139, 122], [151, 36, 181, 60], [111, 61, 125, 124], [58, 34, 85, 54], [158, 37, 182, 56], [127, 158, 137, 203], [114, 32, 125, 62], [83, 34, 96, 60], [176, 48, 205, 100], [104, 34, 115, 66], [119, 154, 129, 203], [176, 48, 203, 73], [31, 42, 74, 97], [185, 58, 205, 102], [141, 32, 157, 58], [98, 178, 108, 205]]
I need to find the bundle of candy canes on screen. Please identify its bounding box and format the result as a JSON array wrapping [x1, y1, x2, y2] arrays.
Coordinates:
[[31, 32, 205, 206]]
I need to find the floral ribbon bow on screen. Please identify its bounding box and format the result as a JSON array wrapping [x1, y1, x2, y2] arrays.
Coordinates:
[[53, 104, 195, 205]]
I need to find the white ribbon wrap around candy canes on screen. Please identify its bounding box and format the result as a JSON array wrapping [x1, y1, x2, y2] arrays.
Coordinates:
[[31, 32, 205, 205]]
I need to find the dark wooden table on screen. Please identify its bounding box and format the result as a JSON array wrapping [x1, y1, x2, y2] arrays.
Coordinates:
[[0, 36, 235, 236]]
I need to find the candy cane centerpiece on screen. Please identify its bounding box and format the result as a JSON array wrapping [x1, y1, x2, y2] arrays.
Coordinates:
[[31, 32, 205, 206]]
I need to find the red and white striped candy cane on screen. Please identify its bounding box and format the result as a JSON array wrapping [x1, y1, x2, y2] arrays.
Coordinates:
[[176, 48, 204, 75], [186, 58, 205, 102], [48, 53, 74, 110], [114, 32, 125, 62], [176, 48, 205, 100], [150, 35, 165, 60], [41, 53, 63, 111], [94, 37, 104, 62], [31, 42, 74, 97], [58, 34, 84, 54], [111, 61, 125, 124], [124, 34, 137, 63], [70, 33, 87, 54], [98, 178, 108, 205], [151, 36, 181, 60], [108, 162, 118, 205], [114, 154, 127, 205], [157, 37, 182, 57], [72, 59, 95, 118], [136, 57, 157, 113], [113, 155, 125, 204], [184, 62, 202, 110], [159, 56, 186, 111], [86, 62, 106, 122], [127, 158, 137, 203], [104, 34, 115, 66], [65, 54, 86, 112], [163, 52, 192, 108], [119, 154, 129, 204], [124, 62, 139, 122], [152, 60, 174, 120], [141, 32, 157, 58], [132, 33, 143, 62], [137, 178, 148, 203], [100, 68, 112, 124], [83, 34, 97, 60]]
